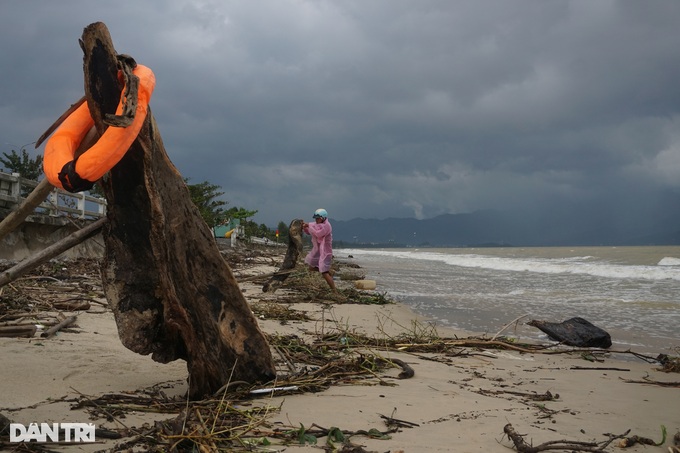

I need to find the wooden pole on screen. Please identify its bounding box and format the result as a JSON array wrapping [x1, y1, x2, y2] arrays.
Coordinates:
[[0, 179, 53, 242]]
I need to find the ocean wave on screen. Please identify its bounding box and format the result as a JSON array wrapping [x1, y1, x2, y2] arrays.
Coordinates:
[[343, 249, 680, 282]]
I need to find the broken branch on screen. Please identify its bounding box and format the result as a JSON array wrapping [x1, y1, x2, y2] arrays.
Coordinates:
[[41, 315, 78, 338], [503, 422, 626, 452]]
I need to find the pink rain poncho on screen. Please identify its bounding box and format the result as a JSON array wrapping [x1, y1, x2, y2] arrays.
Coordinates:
[[303, 220, 333, 273]]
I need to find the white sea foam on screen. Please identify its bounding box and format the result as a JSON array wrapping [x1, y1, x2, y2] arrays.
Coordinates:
[[344, 249, 680, 281], [658, 257, 680, 266]]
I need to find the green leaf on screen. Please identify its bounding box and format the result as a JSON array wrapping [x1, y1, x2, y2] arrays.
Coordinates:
[[655, 425, 667, 446], [303, 433, 317, 445], [366, 428, 391, 439], [296, 423, 317, 445], [327, 427, 345, 442], [244, 437, 271, 446]]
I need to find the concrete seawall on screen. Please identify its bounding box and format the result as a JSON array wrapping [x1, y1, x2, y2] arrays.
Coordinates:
[[0, 216, 104, 262]]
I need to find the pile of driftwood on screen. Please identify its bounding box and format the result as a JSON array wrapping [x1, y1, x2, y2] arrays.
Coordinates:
[[0, 258, 106, 339]]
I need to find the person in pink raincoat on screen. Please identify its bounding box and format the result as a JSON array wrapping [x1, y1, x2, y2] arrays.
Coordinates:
[[302, 208, 337, 292]]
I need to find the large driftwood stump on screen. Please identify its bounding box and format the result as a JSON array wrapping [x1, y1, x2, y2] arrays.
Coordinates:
[[80, 22, 275, 398], [262, 219, 303, 293]]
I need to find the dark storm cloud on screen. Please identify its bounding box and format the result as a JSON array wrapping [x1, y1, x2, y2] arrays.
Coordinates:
[[1, 0, 679, 226]]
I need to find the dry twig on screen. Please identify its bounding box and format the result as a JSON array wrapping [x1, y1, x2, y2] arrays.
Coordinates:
[[503, 422, 627, 452]]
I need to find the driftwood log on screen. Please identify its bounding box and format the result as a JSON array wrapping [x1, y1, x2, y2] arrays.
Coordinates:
[[79, 22, 275, 398], [40, 315, 78, 338], [0, 325, 37, 338], [262, 219, 303, 293]]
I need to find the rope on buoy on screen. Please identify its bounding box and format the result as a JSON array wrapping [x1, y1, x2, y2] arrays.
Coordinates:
[[43, 58, 155, 192]]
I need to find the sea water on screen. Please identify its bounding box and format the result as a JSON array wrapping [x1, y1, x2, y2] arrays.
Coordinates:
[[339, 246, 680, 355]]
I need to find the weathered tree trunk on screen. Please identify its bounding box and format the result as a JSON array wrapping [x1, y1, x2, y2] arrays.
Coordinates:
[[262, 219, 303, 292], [80, 22, 275, 398]]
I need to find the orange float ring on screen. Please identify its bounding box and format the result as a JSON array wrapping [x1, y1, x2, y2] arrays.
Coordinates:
[[44, 64, 155, 192]]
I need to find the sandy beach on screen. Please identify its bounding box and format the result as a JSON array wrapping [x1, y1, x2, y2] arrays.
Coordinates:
[[1, 249, 679, 452]]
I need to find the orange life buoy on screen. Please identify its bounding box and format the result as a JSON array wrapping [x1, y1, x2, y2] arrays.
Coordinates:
[[44, 64, 155, 192]]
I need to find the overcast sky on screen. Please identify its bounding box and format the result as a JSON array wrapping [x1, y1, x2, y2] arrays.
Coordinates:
[[1, 1, 679, 227]]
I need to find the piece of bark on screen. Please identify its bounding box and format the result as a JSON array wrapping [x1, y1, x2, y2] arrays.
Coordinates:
[[263, 219, 303, 293], [528, 317, 612, 348], [0, 325, 37, 338], [80, 22, 275, 398]]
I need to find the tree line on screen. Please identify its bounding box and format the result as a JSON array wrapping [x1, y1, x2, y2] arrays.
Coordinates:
[[1, 146, 290, 243]]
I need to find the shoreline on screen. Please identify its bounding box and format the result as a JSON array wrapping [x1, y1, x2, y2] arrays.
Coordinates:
[[1, 249, 679, 452], [335, 246, 680, 357]]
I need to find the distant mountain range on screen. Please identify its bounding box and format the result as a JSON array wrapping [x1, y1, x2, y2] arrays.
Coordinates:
[[331, 204, 680, 247]]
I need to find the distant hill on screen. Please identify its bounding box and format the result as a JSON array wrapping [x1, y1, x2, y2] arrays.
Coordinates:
[[331, 203, 680, 247]]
